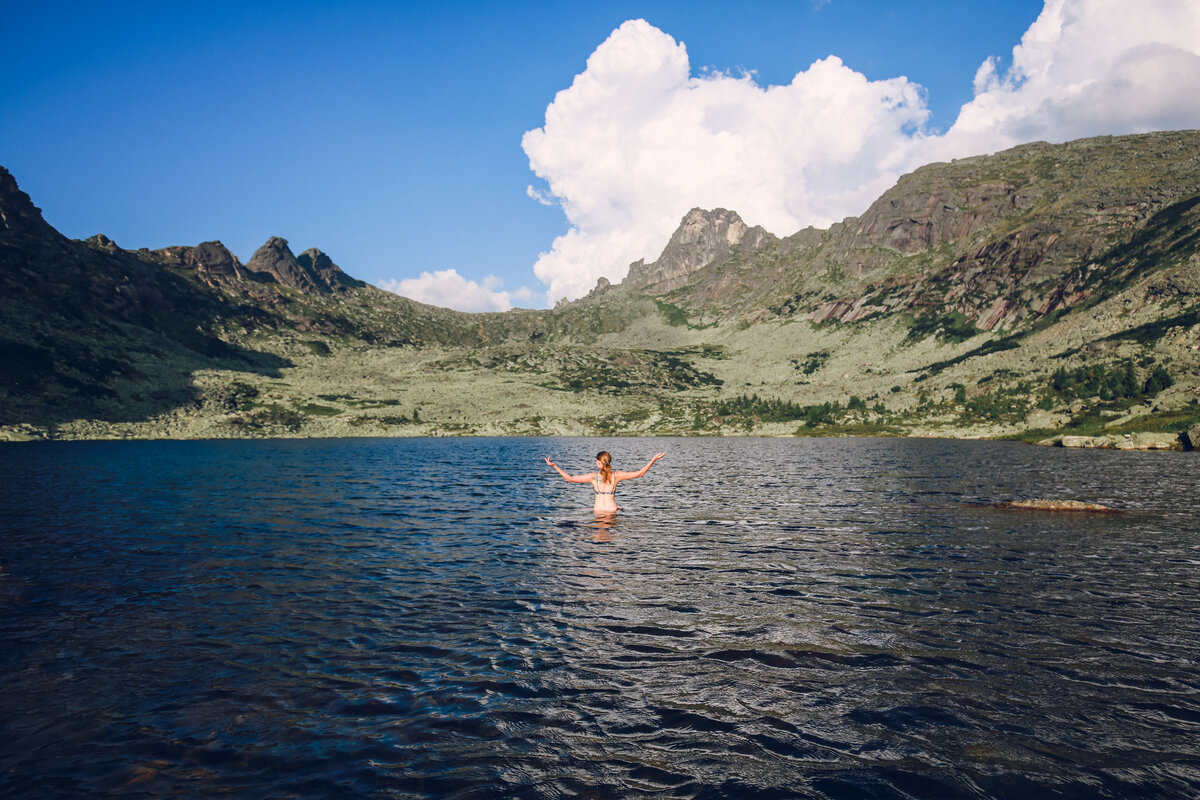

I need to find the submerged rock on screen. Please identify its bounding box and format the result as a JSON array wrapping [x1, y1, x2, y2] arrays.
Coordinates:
[[995, 499, 1121, 513]]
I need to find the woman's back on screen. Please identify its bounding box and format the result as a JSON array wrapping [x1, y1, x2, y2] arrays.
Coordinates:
[[544, 450, 665, 516]]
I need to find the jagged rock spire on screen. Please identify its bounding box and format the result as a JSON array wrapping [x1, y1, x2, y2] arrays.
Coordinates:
[[246, 237, 319, 292], [0, 166, 57, 238], [625, 208, 775, 292], [297, 247, 364, 293], [245, 237, 362, 294]]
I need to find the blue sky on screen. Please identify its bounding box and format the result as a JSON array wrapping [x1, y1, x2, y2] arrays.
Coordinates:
[[4, 1, 1199, 310]]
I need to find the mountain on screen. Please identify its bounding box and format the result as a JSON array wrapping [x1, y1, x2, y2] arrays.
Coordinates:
[[2, 130, 1199, 446], [656, 133, 1200, 328], [626, 207, 776, 292], [242, 236, 365, 294]]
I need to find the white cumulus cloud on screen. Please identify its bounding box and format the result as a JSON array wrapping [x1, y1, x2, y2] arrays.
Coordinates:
[[523, 2, 1200, 306], [931, 0, 1200, 159], [522, 19, 928, 305], [378, 270, 533, 313]]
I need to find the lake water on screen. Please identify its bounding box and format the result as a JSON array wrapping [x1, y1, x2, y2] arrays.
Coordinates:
[[1, 436, 1198, 799]]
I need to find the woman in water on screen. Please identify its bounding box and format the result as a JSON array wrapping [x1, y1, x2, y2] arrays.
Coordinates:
[[545, 450, 666, 515]]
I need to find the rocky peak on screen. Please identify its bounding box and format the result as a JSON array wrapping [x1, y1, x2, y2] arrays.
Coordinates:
[[0, 167, 57, 238], [625, 208, 775, 292], [246, 237, 315, 292], [296, 248, 364, 294], [243, 238, 362, 295], [154, 241, 250, 286], [84, 234, 120, 253]]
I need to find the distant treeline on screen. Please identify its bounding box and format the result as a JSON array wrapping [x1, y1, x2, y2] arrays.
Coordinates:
[[1047, 360, 1172, 402], [714, 393, 870, 427]]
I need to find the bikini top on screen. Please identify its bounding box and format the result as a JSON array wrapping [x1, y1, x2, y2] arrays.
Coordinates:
[[593, 476, 616, 495]]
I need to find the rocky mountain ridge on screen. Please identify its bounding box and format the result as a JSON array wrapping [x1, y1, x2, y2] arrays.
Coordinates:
[[2, 130, 1198, 444], [649, 133, 1200, 332]]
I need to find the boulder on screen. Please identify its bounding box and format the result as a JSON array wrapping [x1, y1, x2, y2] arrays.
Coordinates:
[[1184, 423, 1200, 451], [995, 499, 1121, 513], [1058, 432, 1182, 450], [1059, 435, 1113, 448], [1114, 432, 1182, 451]]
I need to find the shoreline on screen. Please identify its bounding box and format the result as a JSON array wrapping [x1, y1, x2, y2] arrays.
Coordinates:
[[3, 424, 1194, 451]]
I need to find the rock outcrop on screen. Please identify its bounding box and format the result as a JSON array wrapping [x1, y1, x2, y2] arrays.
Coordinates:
[[652, 132, 1200, 330], [245, 237, 361, 294], [154, 241, 255, 286], [1185, 424, 1200, 451], [1049, 432, 1184, 450], [246, 237, 318, 292], [626, 208, 776, 292], [0, 167, 58, 238], [297, 247, 364, 293]]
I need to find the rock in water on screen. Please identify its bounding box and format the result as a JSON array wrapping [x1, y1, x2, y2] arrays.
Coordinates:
[[995, 499, 1121, 513], [1184, 423, 1200, 451]]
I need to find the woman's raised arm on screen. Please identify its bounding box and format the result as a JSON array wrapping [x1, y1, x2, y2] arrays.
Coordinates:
[[545, 456, 595, 484], [614, 452, 665, 480]]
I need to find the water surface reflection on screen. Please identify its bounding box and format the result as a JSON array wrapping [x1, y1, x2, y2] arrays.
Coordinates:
[[0, 437, 1197, 798]]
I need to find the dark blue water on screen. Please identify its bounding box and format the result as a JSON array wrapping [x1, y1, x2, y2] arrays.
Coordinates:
[[1, 437, 1197, 798]]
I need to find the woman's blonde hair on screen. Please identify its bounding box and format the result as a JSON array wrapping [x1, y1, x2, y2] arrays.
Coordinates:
[[595, 451, 613, 485]]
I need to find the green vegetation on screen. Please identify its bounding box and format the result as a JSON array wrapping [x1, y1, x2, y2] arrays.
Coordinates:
[[958, 383, 1033, 424], [352, 415, 414, 426], [905, 310, 979, 344], [1099, 307, 1200, 347], [1012, 404, 1200, 443], [654, 299, 690, 327], [713, 394, 875, 430], [558, 364, 632, 393], [793, 350, 830, 375], [555, 351, 721, 394], [793, 420, 906, 437], [800, 401, 842, 427], [294, 402, 340, 417], [303, 340, 332, 356], [216, 381, 260, 411], [716, 394, 809, 422], [230, 403, 304, 431], [656, 352, 723, 389], [1044, 360, 1171, 404], [919, 336, 1023, 378]]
